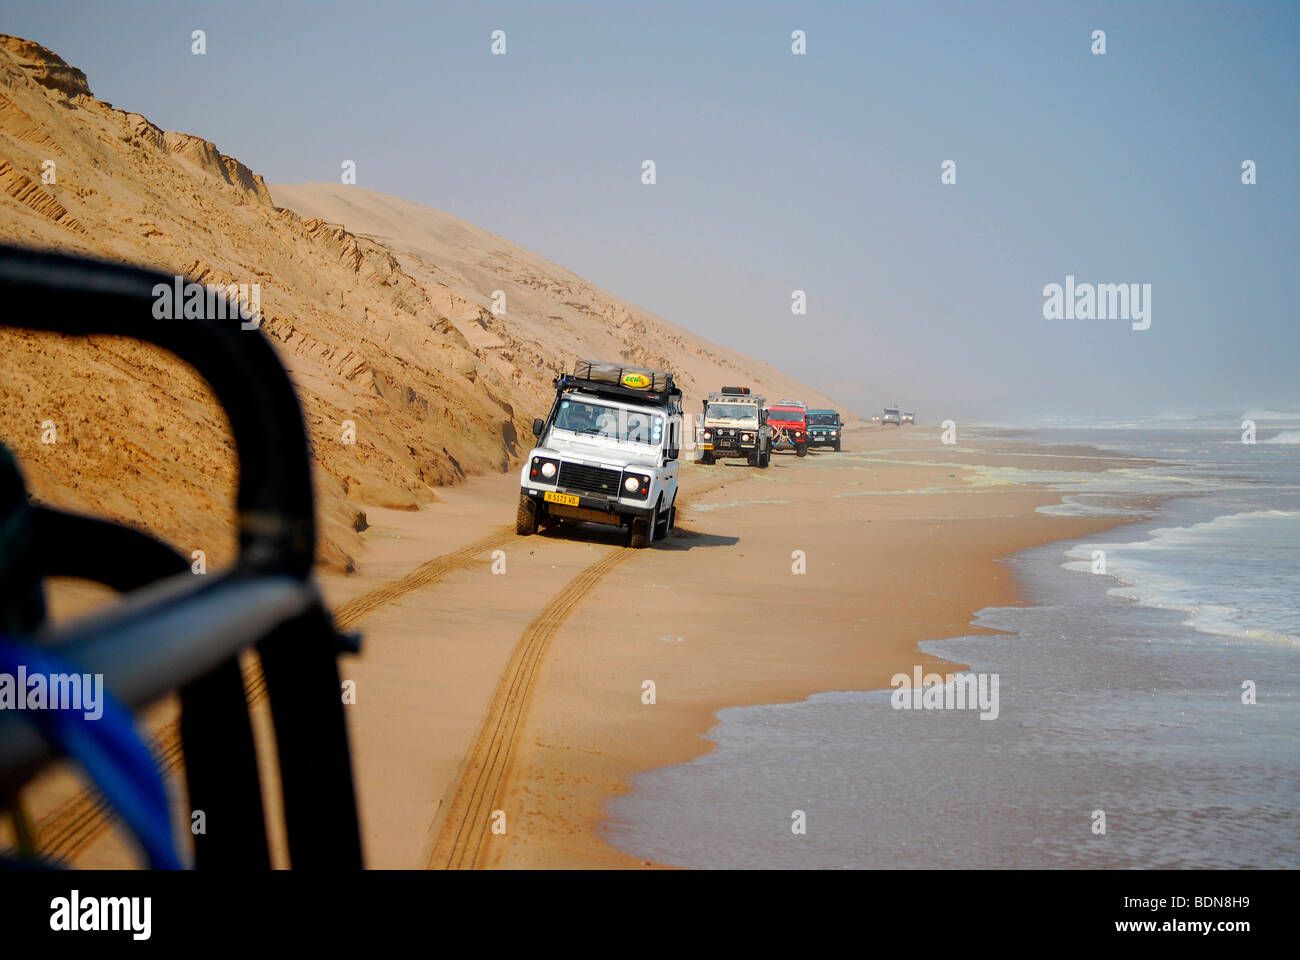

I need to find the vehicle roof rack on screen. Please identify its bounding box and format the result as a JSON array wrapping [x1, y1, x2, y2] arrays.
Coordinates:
[[719, 386, 750, 395], [558, 359, 681, 406], [707, 391, 765, 404]]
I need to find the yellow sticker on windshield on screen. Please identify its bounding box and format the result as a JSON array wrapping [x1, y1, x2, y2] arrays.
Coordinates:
[[621, 372, 651, 389]]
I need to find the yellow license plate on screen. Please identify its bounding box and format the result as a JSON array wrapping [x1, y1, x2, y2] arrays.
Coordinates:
[[544, 492, 579, 506]]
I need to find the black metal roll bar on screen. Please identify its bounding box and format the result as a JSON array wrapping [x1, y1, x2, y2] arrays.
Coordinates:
[[0, 244, 362, 869]]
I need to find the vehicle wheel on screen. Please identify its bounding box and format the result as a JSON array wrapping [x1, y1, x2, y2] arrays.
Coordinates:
[[759, 447, 770, 468], [515, 492, 539, 535], [833, 440, 841, 452], [700, 452, 715, 465], [747, 451, 758, 467], [796, 444, 808, 458], [629, 515, 652, 548]]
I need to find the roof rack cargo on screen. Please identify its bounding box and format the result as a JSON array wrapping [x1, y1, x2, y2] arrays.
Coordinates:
[[559, 360, 681, 404], [719, 386, 750, 395], [708, 391, 765, 405]]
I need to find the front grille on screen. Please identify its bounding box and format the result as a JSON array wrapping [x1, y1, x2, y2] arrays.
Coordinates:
[[557, 461, 622, 496]]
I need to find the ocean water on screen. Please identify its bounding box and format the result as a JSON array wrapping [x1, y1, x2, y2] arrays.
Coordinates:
[[605, 420, 1300, 868]]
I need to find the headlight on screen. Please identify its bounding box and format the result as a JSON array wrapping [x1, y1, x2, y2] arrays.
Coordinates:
[[702, 430, 712, 440], [831, 430, 838, 436], [530, 457, 559, 481], [622, 473, 651, 499], [795, 431, 803, 438], [742, 433, 751, 441]]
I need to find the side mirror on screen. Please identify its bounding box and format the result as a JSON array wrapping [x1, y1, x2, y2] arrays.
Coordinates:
[[531, 418, 544, 438], [667, 447, 679, 461]]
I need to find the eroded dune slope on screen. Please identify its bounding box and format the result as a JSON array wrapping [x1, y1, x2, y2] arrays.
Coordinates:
[[0, 34, 845, 573]]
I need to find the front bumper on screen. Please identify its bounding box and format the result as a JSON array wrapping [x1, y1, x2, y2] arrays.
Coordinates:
[[705, 431, 759, 452], [522, 485, 655, 522]]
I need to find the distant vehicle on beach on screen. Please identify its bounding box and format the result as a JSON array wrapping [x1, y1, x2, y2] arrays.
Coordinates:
[[518, 360, 682, 547], [882, 407, 901, 425], [901, 411, 915, 424], [698, 386, 771, 467], [806, 409, 843, 451], [767, 400, 809, 457]]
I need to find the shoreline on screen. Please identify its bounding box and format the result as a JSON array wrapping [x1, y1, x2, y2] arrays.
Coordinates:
[[468, 425, 1165, 868], [21, 424, 1167, 868]]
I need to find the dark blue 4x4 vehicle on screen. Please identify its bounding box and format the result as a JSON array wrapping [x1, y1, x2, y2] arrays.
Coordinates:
[[806, 409, 843, 451]]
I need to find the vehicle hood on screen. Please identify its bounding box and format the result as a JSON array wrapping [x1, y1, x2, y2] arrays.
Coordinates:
[[539, 432, 661, 469]]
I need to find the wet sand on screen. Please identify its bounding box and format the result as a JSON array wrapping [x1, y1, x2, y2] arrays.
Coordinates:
[[18, 424, 1153, 869], [472, 425, 1156, 867]]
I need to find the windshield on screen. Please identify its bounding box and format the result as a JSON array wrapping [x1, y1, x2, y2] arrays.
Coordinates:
[[552, 397, 665, 445], [768, 407, 806, 423], [707, 403, 758, 420], [885, 409, 899, 417], [808, 413, 837, 425]]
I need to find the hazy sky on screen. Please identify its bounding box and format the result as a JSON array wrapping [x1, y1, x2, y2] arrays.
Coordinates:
[[6, 1, 1297, 422]]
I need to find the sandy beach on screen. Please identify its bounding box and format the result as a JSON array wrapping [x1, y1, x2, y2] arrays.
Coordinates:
[[4, 24, 1290, 881], [8, 421, 1153, 869], [0, 34, 1164, 866], [415, 425, 1155, 868]]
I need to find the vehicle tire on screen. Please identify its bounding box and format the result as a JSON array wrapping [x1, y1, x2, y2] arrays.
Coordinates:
[[833, 440, 841, 452], [746, 451, 757, 467], [515, 492, 539, 535], [700, 452, 715, 465], [796, 443, 808, 458], [759, 447, 770, 468], [629, 515, 652, 548]]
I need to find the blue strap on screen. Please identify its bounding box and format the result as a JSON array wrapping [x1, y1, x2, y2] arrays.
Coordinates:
[[0, 635, 181, 869]]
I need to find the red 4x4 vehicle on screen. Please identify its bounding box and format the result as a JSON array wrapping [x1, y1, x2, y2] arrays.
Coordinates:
[[766, 401, 809, 457]]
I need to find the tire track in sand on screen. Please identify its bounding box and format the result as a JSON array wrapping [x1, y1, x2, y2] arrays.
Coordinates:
[[242, 525, 517, 702], [427, 469, 741, 869], [39, 467, 741, 864], [426, 548, 628, 869], [34, 525, 517, 864]]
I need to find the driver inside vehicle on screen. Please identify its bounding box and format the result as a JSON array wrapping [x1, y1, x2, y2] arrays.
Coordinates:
[[557, 402, 594, 432], [557, 401, 617, 435]]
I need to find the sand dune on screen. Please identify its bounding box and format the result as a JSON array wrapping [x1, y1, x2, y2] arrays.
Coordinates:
[[0, 34, 848, 575]]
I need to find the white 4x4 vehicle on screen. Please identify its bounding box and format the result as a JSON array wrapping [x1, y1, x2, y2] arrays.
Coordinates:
[[698, 386, 770, 467], [517, 361, 682, 548]]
